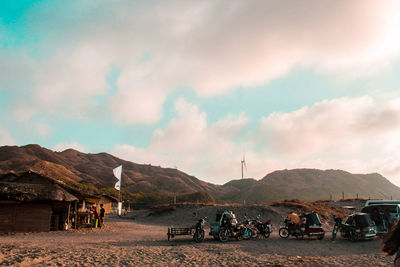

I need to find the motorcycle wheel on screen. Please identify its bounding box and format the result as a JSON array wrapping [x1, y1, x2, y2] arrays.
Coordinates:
[[295, 231, 304, 240], [318, 231, 325, 240], [279, 227, 289, 239], [331, 228, 337, 241], [218, 228, 229, 242], [236, 231, 244, 241], [263, 229, 270, 239], [250, 228, 258, 239], [194, 229, 205, 243], [242, 228, 251, 240]]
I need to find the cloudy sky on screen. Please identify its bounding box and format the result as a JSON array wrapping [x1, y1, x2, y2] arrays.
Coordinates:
[[1, 0, 400, 185]]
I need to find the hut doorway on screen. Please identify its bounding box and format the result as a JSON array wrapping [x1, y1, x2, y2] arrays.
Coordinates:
[[50, 202, 70, 230]]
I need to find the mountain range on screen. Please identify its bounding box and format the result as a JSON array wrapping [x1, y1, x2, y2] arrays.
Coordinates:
[[1, 144, 400, 203]]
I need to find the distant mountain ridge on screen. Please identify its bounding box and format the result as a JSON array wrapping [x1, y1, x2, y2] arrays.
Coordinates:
[[1, 144, 400, 203], [217, 169, 400, 202], [0, 144, 218, 198]]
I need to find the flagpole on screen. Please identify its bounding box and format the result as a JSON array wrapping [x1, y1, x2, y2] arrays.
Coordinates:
[[119, 166, 122, 212], [113, 165, 123, 216]]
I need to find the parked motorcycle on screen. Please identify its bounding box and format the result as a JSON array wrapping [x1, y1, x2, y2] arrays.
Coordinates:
[[193, 217, 207, 243], [279, 212, 325, 240], [218, 223, 249, 242], [215, 211, 251, 242], [249, 214, 272, 239], [240, 217, 255, 240], [279, 219, 304, 239]]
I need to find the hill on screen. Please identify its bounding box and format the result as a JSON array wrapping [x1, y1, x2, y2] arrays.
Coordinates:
[[215, 169, 400, 202], [0, 144, 218, 201], [1, 145, 400, 203]]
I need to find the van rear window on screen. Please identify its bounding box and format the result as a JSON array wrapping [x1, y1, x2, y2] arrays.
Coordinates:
[[361, 205, 398, 213]]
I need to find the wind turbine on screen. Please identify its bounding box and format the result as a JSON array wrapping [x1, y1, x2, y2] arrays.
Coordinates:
[[241, 155, 247, 179]]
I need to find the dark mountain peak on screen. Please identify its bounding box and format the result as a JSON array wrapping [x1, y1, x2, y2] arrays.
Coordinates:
[[59, 148, 82, 154], [261, 168, 353, 181], [223, 178, 257, 187], [21, 144, 44, 149], [0, 144, 218, 196]]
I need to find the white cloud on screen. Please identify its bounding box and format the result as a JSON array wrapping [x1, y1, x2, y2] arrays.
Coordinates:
[[111, 98, 249, 183], [52, 142, 86, 153], [32, 47, 111, 119], [259, 96, 400, 155], [0, 128, 16, 146], [3, 1, 400, 185], [258, 95, 400, 184], [112, 94, 400, 186], [2, 0, 400, 125], [35, 122, 52, 138], [108, 65, 166, 124]]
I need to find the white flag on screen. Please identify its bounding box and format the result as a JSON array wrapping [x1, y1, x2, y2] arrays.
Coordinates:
[[115, 180, 121, 191], [113, 165, 122, 190]]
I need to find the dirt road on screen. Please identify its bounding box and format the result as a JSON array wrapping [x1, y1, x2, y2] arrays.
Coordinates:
[[0, 215, 393, 266]]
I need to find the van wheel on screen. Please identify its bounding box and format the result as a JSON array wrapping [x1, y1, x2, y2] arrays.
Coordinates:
[[349, 231, 359, 242]]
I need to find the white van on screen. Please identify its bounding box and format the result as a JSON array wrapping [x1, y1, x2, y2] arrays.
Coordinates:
[[364, 200, 400, 207]]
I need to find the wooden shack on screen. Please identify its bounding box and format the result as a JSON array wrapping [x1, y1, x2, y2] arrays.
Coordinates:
[[98, 194, 118, 214], [0, 171, 78, 232]]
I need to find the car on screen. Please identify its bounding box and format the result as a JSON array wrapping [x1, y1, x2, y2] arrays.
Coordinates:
[[338, 213, 377, 241], [364, 200, 400, 207], [361, 204, 400, 233]]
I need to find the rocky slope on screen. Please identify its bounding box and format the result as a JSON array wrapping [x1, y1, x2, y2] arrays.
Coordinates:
[[216, 169, 400, 202], [0, 144, 218, 198], [1, 145, 400, 203]]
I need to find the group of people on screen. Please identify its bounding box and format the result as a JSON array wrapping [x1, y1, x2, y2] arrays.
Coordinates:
[[370, 207, 392, 232], [89, 204, 106, 227]]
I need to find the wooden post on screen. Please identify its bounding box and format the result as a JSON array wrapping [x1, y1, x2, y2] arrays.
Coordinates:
[[74, 201, 78, 229], [66, 203, 71, 230], [330, 193, 332, 201], [342, 192, 344, 200], [356, 193, 358, 199], [14, 204, 18, 232]]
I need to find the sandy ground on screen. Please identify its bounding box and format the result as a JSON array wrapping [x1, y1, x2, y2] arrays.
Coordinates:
[[0, 211, 394, 267]]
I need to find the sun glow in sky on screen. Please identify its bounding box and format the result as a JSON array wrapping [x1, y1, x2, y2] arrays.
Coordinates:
[[1, 0, 400, 185]]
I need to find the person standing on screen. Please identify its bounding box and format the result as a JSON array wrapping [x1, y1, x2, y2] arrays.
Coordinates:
[[99, 204, 105, 227], [384, 209, 391, 231]]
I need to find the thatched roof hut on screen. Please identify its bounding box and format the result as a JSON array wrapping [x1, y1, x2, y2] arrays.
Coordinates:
[[0, 182, 78, 202], [98, 194, 119, 214], [0, 171, 79, 232]]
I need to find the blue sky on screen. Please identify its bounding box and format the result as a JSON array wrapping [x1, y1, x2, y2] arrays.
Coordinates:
[[1, 0, 400, 185]]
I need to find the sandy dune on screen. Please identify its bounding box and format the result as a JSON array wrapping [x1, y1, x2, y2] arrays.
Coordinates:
[[0, 211, 394, 267]]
